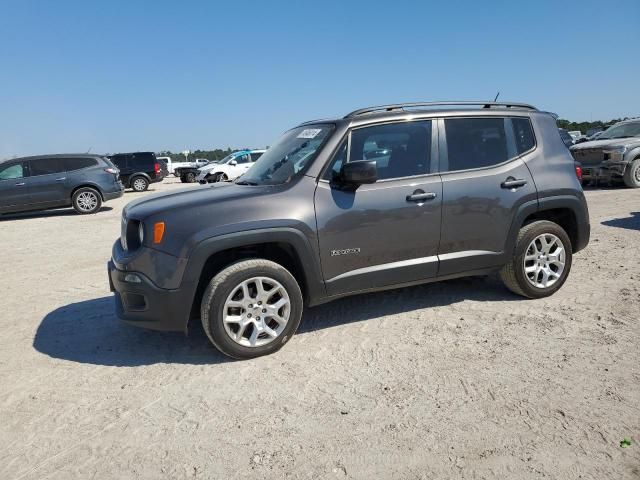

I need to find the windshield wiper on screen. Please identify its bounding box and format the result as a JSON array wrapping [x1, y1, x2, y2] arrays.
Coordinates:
[[235, 180, 259, 186]]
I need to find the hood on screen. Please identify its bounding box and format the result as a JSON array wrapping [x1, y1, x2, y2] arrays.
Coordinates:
[[123, 182, 272, 220], [571, 137, 640, 151], [198, 162, 221, 173]]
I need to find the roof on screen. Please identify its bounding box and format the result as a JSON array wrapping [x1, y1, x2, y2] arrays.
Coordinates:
[[1, 153, 104, 164], [297, 100, 544, 128]]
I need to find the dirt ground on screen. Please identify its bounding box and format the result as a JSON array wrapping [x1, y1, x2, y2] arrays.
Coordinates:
[[0, 178, 638, 480]]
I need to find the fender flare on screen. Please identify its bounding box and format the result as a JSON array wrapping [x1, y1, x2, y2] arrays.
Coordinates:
[[504, 194, 590, 256], [181, 227, 327, 310]]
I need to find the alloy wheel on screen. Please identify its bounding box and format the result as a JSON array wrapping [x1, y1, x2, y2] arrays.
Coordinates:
[[222, 276, 291, 347], [133, 178, 147, 191], [76, 191, 98, 211], [523, 233, 566, 288]]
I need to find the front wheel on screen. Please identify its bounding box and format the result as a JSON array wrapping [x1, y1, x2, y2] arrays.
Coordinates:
[[201, 259, 303, 359], [72, 187, 102, 214], [623, 159, 640, 188], [500, 220, 573, 299]]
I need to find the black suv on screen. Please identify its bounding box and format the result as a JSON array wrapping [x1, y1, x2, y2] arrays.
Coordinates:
[[109, 101, 590, 359], [108, 152, 164, 192], [0, 154, 124, 215]]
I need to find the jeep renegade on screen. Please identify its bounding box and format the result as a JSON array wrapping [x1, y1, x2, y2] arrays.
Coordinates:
[[108, 101, 590, 359]]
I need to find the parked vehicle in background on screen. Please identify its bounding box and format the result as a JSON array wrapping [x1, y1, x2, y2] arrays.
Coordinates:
[[559, 128, 575, 148], [109, 100, 590, 359], [568, 130, 583, 141], [196, 149, 265, 184], [586, 127, 603, 138], [156, 156, 173, 174], [0, 154, 123, 215], [170, 158, 208, 177], [108, 152, 165, 192], [570, 118, 640, 187], [157, 157, 169, 177]]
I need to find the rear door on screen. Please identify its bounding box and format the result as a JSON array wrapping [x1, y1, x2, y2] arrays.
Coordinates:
[[0, 161, 30, 211], [437, 116, 537, 275], [27, 158, 69, 206]]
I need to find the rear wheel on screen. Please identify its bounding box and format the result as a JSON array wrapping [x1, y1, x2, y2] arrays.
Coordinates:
[[184, 172, 196, 183], [72, 187, 102, 214], [500, 220, 572, 298], [201, 259, 303, 359], [131, 176, 149, 192], [623, 159, 640, 188]]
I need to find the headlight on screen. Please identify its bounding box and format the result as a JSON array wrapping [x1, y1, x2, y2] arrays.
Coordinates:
[[138, 222, 145, 245], [604, 146, 627, 155]]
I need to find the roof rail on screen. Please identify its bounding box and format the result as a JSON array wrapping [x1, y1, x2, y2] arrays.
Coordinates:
[[344, 101, 538, 118]]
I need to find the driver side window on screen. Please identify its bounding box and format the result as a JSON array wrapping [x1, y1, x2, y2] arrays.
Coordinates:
[[323, 121, 432, 181]]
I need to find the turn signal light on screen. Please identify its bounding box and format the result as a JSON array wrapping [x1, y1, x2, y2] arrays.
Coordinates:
[[575, 164, 583, 181], [153, 222, 165, 244]]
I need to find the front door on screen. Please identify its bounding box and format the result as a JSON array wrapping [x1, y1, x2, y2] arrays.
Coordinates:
[[437, 116, 538, 275], [315, 120, 442, 296], [0, 161, 30, 212]]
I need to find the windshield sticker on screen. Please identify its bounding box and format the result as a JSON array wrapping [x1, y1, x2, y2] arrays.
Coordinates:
[[297, 128, 322, 139]]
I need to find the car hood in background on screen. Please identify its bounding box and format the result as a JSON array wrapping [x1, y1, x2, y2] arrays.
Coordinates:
[[571, 137, 640, 151]]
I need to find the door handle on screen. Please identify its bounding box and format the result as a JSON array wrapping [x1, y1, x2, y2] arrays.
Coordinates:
[[15, 182, 26, 186], [406, 192, 437, 202], [501, 178, 528, 189], [55, 177, 66, 182]]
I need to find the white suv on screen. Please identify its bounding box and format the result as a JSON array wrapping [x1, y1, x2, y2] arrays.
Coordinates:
[[196, 149, 265, 183]]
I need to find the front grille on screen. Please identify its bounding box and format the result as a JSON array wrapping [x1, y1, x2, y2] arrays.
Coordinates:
[[572, 148, 604, 166], [120, 217, 142, 251]]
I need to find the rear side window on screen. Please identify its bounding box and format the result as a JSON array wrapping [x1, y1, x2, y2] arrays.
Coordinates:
[[29, 158, 66, 176], [349, 121, 432, 180], [444, 118, 509, 172], [0, 163, 25, 180], [63, 157, 97, 171], [132, 153, 155, 169], [512, 118, 536, 154]]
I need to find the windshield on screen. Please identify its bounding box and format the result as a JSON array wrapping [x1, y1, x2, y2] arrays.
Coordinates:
[[598, 122, 640, 140], [237, 124, 334, 185]]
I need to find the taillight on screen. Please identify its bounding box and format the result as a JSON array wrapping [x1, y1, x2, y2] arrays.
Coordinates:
[[104, 167, 118, 174], [154, 163, 160, 174], [575, 164, 582, 181]]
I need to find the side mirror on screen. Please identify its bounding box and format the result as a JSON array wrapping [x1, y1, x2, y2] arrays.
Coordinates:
[[229, 160, 237, 166], [339, 160, 378, 186]]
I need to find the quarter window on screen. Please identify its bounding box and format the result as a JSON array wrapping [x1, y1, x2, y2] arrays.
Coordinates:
[[0, 163, 24, 180], [63, 157, 97, 171], [349, 121, 432, 180], [512, 118, 536, 154], [29, 158, 66, 176]]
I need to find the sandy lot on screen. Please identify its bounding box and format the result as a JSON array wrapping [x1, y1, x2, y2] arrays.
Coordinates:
[[0, 178, 638, 479]]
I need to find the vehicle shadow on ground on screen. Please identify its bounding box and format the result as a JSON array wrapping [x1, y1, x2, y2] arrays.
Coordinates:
[[34, 297, 229, 366], [1, 206, 113, 221], [34, 276, 517, 366], [601, 211, 640, 231]]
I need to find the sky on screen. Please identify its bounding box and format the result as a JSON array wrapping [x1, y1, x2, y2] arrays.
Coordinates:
[[0, 0, 639, 159]]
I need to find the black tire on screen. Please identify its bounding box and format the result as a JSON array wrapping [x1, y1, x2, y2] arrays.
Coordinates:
[[623, 158, 640, 188], [180, 174, 188, 183], [500, 220, 573, 299], [185, 172, 196, 183], [131, 176, 149, 192], [72, 187, 102, 214], [201, 259, 303, 359]]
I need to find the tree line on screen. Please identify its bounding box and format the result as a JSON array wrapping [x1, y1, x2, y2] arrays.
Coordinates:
[[556, 117, 634, 134]]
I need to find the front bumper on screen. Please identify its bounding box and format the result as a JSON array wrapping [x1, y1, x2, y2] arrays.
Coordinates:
[[581, 161, 627, 181], [108, 260, 192, 332]]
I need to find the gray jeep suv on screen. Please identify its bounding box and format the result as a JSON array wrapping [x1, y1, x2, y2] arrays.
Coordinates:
[[108, 101, 590, 359], [570, 118, 640, 187]]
